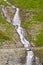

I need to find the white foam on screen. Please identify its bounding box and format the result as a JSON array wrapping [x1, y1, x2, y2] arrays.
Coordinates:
[[12, 8, 34, 65]]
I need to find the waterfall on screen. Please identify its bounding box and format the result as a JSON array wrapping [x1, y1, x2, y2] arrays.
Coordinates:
[[12, 8, 21, 27], [12, 8, 30, 48], [1, 1, 42, 64], [26, 51, 34, 65], [12, 8, 34, 65], [2, 6, 11, 22]]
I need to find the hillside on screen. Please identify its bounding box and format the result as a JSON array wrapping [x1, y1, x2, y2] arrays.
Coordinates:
[[0, 0, 43, 64], [7, 0, 43, 47], [0, 5, 23, 48]]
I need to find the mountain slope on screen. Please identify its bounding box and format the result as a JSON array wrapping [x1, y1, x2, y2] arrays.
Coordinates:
[[0, 6, 23, 48]]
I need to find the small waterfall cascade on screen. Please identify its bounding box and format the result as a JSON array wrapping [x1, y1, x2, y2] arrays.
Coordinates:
[[12, 8, 35, 65], [26, 51, 34, 65], [12, 8, 21, 27], [2, 5, 11, 22], [1, 1, 42, 64]]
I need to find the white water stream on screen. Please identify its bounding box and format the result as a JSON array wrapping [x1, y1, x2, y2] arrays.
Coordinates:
[[12, 8, 34, 65], [2, 0, 41, 65], [2, 6, 11, 22]]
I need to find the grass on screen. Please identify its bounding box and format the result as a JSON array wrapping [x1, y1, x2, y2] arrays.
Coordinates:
[[22, 22, 43, 46], [8, 0, 43, 10], [0, 8, 22, 48], [0, 0, 43, 47], [33, 12, 43, 22], [0, 0, 10, 6], [0, 10, 15, 47], [22, 11, 43, 46], [33, 49, 43, 63], [0, 10, 14, 37], [0, 30, 10, 41], [0, 5, 22, 48], [0, 0, 43, 62], [33, 33, 43, 46], [22, 11, 43, 29]]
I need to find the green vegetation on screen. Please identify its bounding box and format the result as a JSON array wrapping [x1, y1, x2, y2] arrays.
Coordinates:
[[22, 12, 43, 29], [22, 22, 43, 46], [0, 0, 10, 6], [0, 9, 15, 47], [8, 0, 43, 10], [0, 0, 43, 47], [33, 49, 43, 63], [0, 5, 22, 48], [8, 0, 43, 47], [33, 33, 43, 46], [0, 30, 10, 41], [22, 11, 43, 46], [0, 17, 13, 42], [33, 12, 43, 22], [0, 0, 43, 63]]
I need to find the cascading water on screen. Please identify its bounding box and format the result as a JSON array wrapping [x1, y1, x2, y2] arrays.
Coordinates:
[[2, 1, 42, 64], [26, 51, 34, 65], [12, 8, 34, 65], [2, 6, 11, 22], [12, 8, 21, 27], [12, 8, 30, 48]]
